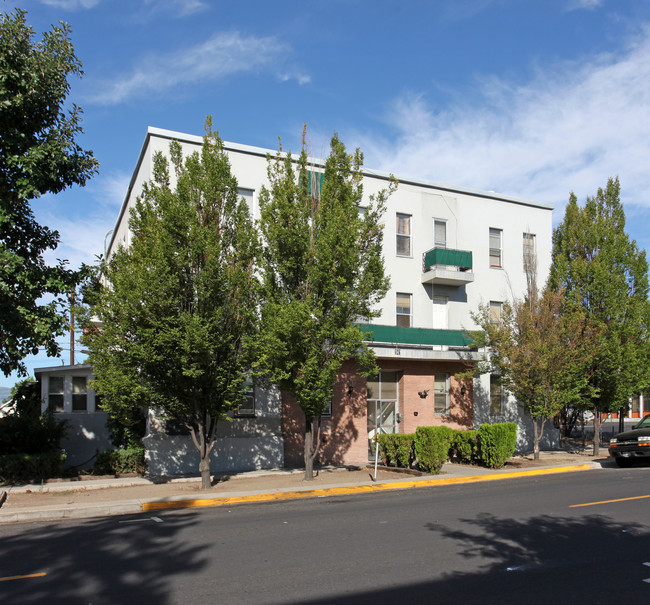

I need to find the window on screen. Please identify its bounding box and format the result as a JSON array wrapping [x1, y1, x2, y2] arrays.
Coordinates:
[[396, 292, 412, 327], [489, 228, 502, 268], [490, 374, 503, 414], [235, 376, 255, 417], [321, 399, 332, 417], [434, 373, 449, 414], [523, 233, 536, 272], [396, 213, 411, 256], [72, 376, 88, 412], [434, 219, 447, 248], [49, 377, 64, 412], [489, 301, 502, 323]]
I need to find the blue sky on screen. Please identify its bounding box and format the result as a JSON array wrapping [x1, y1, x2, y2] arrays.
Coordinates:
[[3, 0, 650, 387]]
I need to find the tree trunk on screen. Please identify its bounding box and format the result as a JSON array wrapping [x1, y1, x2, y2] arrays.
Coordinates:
[[199, 454, 211, 490], [532, 419, 541, 460], [303, 417, 320, 481], [189, 414, 217, 490], [592, 407, 601, 456]]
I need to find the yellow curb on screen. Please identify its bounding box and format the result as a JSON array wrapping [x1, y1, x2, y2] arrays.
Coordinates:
[[141, 464, 591, 512]]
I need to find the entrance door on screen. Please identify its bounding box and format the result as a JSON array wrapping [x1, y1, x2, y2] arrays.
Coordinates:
[[367, 371, 399, 458]]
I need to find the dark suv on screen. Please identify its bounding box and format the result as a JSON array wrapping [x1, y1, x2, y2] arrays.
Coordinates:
[[608, 414, 650, 467]]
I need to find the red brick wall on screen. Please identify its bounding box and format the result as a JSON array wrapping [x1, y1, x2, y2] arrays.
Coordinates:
[[281, 358, 474, 468]]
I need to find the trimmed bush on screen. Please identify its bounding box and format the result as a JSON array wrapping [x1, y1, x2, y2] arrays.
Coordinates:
[[375, 433, 415, 468], [478, 423, 517, 469], [414, 426, 454, 474], [0, 452, 66, 484], [450, 429, 479, 464], [93, 446, 146, 475]]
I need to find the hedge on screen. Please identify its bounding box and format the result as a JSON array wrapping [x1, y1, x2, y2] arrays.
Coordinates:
[[0, 451, 66, 484], [414, 426, 454, 474], [450, 429, 479, 464], [93, 447, 146, 475], [375, 433, 415, 468], [478, 423, 517, 469]]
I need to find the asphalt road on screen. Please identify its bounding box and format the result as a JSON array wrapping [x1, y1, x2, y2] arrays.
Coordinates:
[[1, 466, 650, 604]]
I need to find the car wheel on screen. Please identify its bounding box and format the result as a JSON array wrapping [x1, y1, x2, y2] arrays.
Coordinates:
[[615, 457, 633, 468]]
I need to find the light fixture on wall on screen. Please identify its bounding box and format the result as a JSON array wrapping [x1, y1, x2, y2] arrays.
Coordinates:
[[461, 385, 466, 396], [418, 389, 429, 399], [347, 382, 354, 396]]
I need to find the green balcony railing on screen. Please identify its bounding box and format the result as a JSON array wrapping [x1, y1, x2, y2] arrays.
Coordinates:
[[422, 248, 473, 272], [357, 324, 474, 347]]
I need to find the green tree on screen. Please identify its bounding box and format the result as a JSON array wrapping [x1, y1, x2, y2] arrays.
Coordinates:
[[472, 287, 596, 459], [0, 10, 98, 375], [550, 177, 650, 455], [85, 123, 260, 489], [258, 129, 393, 480]]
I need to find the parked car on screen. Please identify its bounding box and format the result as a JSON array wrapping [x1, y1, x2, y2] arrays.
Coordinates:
[[608, 414, 650, 467]]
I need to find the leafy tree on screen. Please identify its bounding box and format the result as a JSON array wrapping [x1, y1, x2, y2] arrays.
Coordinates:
[[85, 122, 261, 489], [550, 177, 650, 455], [472, 287, 596, 458], [258, 128, 393, 480], [0, 9, 98, 375]]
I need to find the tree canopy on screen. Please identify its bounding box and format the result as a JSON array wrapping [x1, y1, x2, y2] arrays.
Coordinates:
[[550, 177, 650, 454], [257, 129, 393, 479], [0, 9, 98, 375], [85, 123, 260, 489]]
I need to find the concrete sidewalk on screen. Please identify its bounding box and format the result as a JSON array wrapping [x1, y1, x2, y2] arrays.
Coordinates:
[[0, 451, 609, 524]]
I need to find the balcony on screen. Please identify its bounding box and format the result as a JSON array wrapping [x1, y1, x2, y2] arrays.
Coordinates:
[[357, 324, 473, 347], [421, 247, 474, 286]]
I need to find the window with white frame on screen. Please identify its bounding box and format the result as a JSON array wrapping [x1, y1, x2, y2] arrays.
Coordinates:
[[49, 377, 64, 412], [523, 232, 536, 272], [490, 374, 504, 414], [434, 373, 449, 414], [396, 292, 412, 327], [489, 301, 503, 323], [489, 227, 502, 268], [434, 219, 447, 248], [72, 376, 88, 412], [396, 213, 411, 256], [235, 376, 255, 417]]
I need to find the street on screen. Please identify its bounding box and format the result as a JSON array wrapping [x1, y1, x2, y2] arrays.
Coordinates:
[[1, 466, 649, 604]]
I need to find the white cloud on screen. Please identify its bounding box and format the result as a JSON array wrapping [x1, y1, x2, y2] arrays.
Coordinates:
[[40, 0, 100, 9], [143, 0, 209, 17], [87, 31, 292, 105], [566, 0, 603, 11], [356, 27, 650, 225]]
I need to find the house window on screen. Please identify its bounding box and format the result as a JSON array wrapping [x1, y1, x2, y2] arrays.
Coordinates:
[[49, 377, 64, 412], [490, 374, 503, 414], [235, 377, 255, 417], [489, 301, 503, 323], [434, 373, 449, 415], [396, 292, 412, 327], [489, 228, 502, 268], [72, 376, 88, 412], [321, 399, 332, 417], [396, 213, 411, 256], [523, 232, 536, 272], [434, 219, 447, 248]]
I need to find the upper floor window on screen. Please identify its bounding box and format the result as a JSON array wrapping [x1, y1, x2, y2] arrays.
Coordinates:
[[396, 292, 412, 327], [396, 213, 411, 256], [434, 219, 447, 248], [72, 376, 88, 412], [489, 228, 502, 268], [489, 301, 503, 323], [434, 373, 449, 415], [523, 232, 536, 272]]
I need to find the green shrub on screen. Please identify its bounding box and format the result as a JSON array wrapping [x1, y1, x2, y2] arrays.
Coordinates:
[[478, 423, 517, 469], [0, 452, 66, 484], [450, 429, 478, 464], [414, 426, 454, 474], [93, 446, 146, 475], [375, 433, 415, 467]]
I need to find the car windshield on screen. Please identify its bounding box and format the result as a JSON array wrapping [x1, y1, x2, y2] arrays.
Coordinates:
[[634, 415, 650, 429]]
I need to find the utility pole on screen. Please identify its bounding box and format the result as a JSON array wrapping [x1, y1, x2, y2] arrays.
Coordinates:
[[70, 293, 75, 365]]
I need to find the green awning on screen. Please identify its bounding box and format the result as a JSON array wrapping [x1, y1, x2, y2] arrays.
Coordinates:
[[423, 248, 472, 271], [357, 324, 473, 347]]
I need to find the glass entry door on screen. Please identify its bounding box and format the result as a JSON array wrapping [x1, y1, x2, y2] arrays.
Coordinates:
[[367, 371, 399, 459]]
